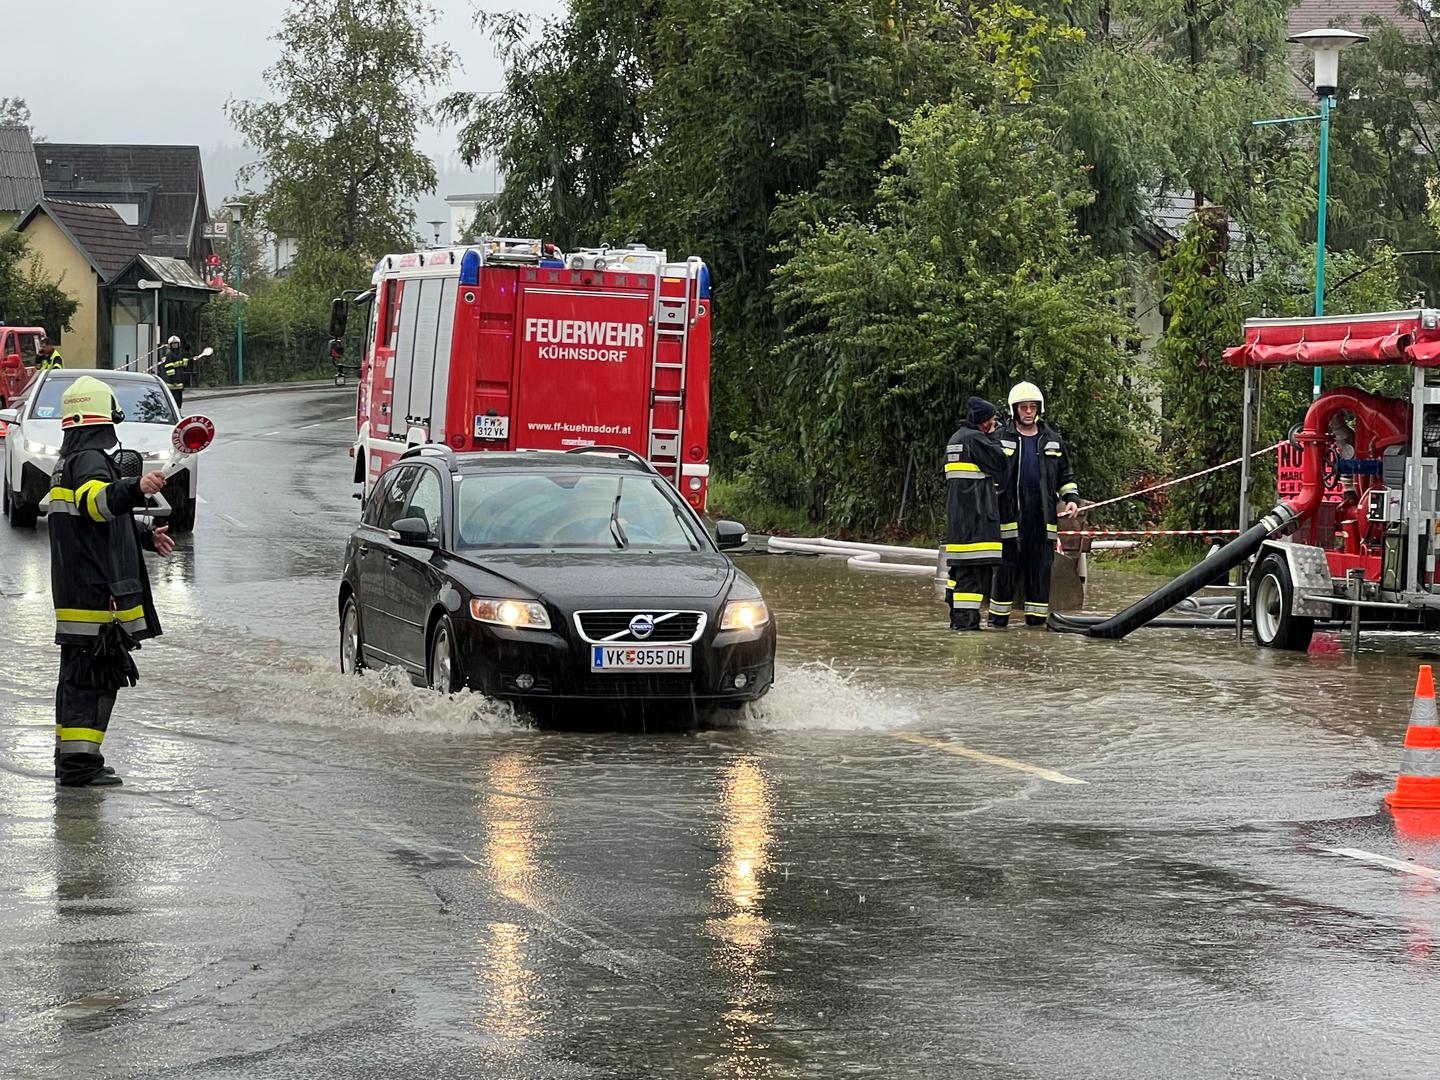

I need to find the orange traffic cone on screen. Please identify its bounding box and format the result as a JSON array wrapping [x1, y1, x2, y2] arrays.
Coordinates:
[[1385, 665, 1440, 810]]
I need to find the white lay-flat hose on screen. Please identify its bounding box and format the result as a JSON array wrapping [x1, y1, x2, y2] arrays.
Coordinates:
[[765, 535, 1139, 576], [765, 537, 939, 576]]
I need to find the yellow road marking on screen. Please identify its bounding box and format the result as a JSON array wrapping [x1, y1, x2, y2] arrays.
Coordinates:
[[892, 732, 1087, 785]]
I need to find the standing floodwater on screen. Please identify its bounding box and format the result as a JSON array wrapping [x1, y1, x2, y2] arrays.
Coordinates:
[[2, 388, 1438, 1079]]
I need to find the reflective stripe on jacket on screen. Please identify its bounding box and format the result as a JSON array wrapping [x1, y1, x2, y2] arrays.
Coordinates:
[[943, 422, 1006, 565], [997, 421, 1080, 535], [161, 352, 191, 388], [48, 440, 161, 645]]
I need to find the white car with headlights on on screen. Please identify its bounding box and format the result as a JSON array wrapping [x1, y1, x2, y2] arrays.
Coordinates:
[[0, 369, 200, 532]]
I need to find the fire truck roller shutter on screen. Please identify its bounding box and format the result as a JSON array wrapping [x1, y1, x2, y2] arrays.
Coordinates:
[[406, 277, 446, 438], [390, 278, 423, 438], [428, 280, 458, 442]]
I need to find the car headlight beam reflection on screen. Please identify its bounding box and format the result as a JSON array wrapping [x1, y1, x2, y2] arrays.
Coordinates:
[[470, 597, 551, 630]]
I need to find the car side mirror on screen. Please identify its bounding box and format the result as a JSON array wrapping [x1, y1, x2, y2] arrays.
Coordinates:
[[715, 519, 748, 550], [0, 408, 17, 424], [328, 297, 348, 339], [390, 515, 437, 548]]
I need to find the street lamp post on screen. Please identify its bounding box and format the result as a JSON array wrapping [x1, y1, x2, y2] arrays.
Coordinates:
[[223, 200, 250, 385], [1255, 28, 1368, 399], [427, 219, 445, 248]]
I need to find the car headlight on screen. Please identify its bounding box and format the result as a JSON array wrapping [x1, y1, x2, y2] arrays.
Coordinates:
[[470, 597, 551, 630], [720, 599, 770, 632], [24, 438, 59, 455]]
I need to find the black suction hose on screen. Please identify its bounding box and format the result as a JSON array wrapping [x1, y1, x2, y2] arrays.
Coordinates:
[[1049, 503, 1298, 639], [1054, 614, 1253, 631]]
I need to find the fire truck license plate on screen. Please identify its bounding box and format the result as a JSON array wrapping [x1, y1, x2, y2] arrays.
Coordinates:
[[591, 645, 692, 672], [474, 414, 510, 440]]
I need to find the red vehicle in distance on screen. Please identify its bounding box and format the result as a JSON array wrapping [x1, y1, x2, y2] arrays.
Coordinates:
[[0, 326, 46, 410]]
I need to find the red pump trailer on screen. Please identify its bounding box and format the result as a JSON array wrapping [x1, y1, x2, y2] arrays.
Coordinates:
[[1224, 308, 1440, 649], [334, 238, 714, 510]]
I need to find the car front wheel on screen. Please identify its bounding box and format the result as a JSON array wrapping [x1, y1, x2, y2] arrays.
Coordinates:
[[429, 616, 460, 694], [340, 595, 365, 674], [8, 477, 37, 528]]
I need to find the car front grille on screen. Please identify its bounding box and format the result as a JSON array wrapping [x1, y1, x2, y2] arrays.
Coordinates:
[[574, 610, 705, 644]]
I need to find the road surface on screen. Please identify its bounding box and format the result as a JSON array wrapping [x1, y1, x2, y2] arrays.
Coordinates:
[[2, 387, 1438, 1078]]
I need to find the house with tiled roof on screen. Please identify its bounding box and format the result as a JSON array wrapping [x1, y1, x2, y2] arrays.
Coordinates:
[[0, 126, 43, 229], [35, 143, 212, 275], [15, 200, 214, 369], [1287, 0, 1428, 37]]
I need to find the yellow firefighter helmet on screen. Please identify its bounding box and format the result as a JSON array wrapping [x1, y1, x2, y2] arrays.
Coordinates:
[[60, 376, 121, 429]]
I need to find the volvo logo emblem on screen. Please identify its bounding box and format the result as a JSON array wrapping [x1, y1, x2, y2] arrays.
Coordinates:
[[629, 614, 656, 640]]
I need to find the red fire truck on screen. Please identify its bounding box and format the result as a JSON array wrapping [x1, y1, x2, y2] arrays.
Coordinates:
[[330, 238, 714, 510]]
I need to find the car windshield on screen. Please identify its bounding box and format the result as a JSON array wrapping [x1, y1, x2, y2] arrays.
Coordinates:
[[457, 472, 702, 550], [30, 376, 176, 425]]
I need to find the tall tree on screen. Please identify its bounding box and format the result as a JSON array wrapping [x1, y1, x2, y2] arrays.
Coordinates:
[[440, 5, 657, 250], [1047, 0, 1307, 264], [770, 99, 1146, 533], [228, 0, 454, 262], [1321, 6, 1440, 299], [0, 97, 31, 131]]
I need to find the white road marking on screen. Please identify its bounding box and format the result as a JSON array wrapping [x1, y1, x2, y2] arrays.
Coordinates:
[[891, 731, 1087, 785], [260, 431, 280, 437], [219, 513, 245, 529], [1316, 846, 1440, 880]]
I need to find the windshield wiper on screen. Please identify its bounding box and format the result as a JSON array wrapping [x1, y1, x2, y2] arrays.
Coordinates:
[[670, 501, 699, 551], [609, 479, 629, 549]]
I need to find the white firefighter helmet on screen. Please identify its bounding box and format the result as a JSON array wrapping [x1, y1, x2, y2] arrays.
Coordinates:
[[167, 335, 181, 346], [1007, 381, 1044, 412]]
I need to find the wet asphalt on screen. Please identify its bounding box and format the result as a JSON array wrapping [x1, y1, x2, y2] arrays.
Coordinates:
[[2, 387, 1440, 1079]]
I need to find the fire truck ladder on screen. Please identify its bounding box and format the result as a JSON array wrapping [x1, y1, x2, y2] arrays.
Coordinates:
[[646, 257, 702, 484]]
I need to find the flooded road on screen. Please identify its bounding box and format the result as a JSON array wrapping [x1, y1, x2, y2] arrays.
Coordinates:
[[2, 387, 1439, 1078]]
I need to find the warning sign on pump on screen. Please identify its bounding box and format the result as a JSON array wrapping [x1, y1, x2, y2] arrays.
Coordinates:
[[1276, 442, 1344, 502]]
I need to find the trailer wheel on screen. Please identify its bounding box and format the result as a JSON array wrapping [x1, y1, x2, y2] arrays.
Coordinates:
[[1250, 553, 1314, 651]]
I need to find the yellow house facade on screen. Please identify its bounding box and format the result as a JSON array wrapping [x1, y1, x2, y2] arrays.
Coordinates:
[[15, 200, 142, 370], [16, 211, 101, 367]]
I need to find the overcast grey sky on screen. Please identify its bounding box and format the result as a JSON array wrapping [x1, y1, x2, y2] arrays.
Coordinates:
[[13, 0, 563, 176]]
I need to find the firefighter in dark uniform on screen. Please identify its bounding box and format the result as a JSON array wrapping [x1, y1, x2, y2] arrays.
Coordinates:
[[50, 376, 175, 787], [37, 334, 64, 369], [990, 382, 1080, 628], [944, 397, 1007, 631], [160, 335, 191, 408]]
